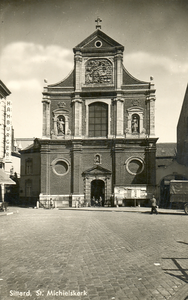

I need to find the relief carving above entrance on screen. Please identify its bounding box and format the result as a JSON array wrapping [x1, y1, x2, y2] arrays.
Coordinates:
[[85, 59, 113, 84]]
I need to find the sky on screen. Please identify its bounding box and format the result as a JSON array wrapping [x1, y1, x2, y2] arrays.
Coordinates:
[[0, 0, 188, 142]]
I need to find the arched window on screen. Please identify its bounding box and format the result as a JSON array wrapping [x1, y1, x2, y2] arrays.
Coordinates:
[[89, 102, 108, 137]]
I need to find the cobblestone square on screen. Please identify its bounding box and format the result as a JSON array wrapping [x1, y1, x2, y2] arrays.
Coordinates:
[[0, 208, 188, 299]]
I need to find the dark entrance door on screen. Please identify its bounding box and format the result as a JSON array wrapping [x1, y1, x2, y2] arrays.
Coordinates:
[[91, 179, 105, 206]]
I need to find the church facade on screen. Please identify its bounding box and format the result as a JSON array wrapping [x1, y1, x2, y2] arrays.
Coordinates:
[[20, 23, 158, 207]]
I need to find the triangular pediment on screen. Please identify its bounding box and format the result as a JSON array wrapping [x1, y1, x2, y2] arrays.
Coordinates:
[[82, 165, 111, 176], [74, 29, 124, 52]]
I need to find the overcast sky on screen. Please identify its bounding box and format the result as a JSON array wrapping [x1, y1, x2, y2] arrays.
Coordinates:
[[0, 0, 188, 142]]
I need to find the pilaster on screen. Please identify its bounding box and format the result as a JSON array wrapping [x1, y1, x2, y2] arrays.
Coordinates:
[[42, 96, 51, 139], [114, 97, 124, 137], [74, 51, 82, 92], [72, 97, 83, 138], [146, 94, 156, 136], [145, 140, 157, 185], [114, 50, 123, 90], [71, 141, 82, 194], [40, 143, 51, 197]]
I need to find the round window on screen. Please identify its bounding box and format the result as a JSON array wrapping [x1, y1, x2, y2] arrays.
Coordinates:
[[95, 40, 102, 48], [52, 159, 70, 176], [126, 157, 144, 175]]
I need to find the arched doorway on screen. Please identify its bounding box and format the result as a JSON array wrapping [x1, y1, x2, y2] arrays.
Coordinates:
[[91, 179, 105, 206], [160, 174, 187, 208]]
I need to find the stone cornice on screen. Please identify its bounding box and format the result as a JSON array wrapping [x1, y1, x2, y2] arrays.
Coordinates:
[[72, 97, 83, 104], [113, 97, 124, 103], [0, 80, 11, 98]]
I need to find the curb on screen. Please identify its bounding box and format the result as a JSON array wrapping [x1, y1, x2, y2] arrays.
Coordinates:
[[0, 210, 19, 217], [58, 207, 185, 215]]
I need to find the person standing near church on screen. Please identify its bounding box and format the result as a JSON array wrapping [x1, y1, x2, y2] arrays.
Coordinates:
[[150, 195, 158, 214]]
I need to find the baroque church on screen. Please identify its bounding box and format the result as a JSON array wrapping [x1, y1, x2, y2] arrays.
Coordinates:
[[20, 20, 158, 207]]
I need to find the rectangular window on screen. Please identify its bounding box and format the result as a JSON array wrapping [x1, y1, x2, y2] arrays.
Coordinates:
[[25, 159, 33, 174]]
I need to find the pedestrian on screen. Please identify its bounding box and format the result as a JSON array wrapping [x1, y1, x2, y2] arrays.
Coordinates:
[[50, 198, 53, 209], [150, 195, 158, 214], [92, 196, 95, 207]]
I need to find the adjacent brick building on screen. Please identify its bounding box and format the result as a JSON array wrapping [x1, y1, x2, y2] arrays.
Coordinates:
[[20, 24, 158, 207], [177, 84, 188, 166]]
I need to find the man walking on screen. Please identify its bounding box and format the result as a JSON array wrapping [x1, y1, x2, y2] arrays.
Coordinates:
[[150, 195, 158, 214]]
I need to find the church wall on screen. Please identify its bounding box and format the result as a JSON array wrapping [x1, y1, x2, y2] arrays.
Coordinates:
[[49, 155, 71, 195], [114, 147, 147, 186], [71, 143, 113, 192], [40, 144, 71, 195], [81, 146, 112, 172]]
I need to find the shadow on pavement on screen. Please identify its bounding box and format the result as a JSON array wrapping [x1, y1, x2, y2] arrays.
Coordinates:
[[162, 257, 188, 284]]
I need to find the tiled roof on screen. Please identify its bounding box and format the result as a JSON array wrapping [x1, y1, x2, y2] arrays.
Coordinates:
[[156, 143, 177, 157], [15, 138, 34, 150]]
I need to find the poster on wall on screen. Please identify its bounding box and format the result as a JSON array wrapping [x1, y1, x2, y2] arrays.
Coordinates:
[[114, 185, 148, 200]]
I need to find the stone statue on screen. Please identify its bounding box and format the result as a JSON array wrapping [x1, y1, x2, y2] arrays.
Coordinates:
[[57, 118, 65, 134], [132, 117, 139, 133]]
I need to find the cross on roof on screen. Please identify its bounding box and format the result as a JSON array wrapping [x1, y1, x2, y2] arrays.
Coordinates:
[[95, 17, 102, 29]]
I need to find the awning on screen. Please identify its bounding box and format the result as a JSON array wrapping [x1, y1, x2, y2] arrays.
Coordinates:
[[0, 169, 16, 185]]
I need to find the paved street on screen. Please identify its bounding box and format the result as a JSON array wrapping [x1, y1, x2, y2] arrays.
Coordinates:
[[0, 207, 188, 300]]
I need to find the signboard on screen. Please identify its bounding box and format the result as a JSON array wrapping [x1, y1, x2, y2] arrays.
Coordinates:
[[114, 185, 147, 200], [5, 100, 12, 162]]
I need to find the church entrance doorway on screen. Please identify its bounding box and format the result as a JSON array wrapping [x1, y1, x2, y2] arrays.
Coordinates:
[[91, 179, 105, 206]]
